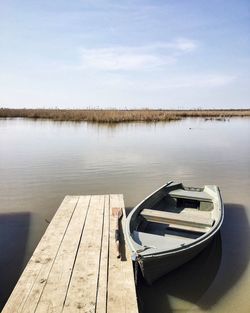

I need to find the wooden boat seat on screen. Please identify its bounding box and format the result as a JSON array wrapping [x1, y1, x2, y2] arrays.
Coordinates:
[[169, 189, 212, 202], [140, 209, 214, 233]]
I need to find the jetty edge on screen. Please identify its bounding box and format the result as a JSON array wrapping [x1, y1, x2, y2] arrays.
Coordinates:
[[2, 194, 138, 313]]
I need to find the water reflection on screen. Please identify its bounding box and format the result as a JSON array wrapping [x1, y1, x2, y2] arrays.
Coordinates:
[[200, 203, 250, 307], [136, 202, 250, 313], [137, 234, 221, 313], [0, 212, 31, 309], [0, 118, 249, 312]]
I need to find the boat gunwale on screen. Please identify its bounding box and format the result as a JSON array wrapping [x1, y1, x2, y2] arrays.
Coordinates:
[[125, 182, 224, 259]]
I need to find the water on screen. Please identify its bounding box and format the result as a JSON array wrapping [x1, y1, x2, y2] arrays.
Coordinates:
[[0, 118, 249, 312]]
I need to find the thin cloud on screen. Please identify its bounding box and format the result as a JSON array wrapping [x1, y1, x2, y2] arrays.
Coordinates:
[[172, 38, 198, 52], [79, 47, 168, 71], [78, 38, 198, 71], [101, 73, 236, 90], [161, 74, 236, 89]]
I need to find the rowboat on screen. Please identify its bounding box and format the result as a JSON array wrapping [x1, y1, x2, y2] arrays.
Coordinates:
[[125, 181, 224, 284]]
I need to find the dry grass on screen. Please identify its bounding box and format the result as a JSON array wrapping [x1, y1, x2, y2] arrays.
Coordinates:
[[0, 108, 249, 123]]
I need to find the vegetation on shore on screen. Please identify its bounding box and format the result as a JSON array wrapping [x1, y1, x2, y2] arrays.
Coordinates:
[[0, 108, 249, 123]]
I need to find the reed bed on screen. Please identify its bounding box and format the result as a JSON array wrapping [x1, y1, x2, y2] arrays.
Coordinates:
[[0, 108, 249, 123]]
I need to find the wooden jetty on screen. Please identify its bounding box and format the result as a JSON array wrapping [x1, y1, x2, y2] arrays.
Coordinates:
[[2, 194, 138, 313]]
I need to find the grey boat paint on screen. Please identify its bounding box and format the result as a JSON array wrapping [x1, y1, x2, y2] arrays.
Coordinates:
[[125, 182, 224, 284]]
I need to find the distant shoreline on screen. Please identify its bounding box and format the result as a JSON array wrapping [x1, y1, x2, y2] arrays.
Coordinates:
[[0, 108, 249, 123]]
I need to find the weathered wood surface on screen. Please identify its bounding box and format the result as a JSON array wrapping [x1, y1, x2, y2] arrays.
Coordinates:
[[3, 195, 138, 313], [141, 208, 213, 228], [168, 189, 212, 201]]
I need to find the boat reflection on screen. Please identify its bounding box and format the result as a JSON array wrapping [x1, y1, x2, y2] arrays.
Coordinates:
[[137, 233, 222, 312]]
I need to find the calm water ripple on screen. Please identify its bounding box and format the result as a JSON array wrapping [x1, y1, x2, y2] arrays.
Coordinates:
[[0, 118, 249, 312]]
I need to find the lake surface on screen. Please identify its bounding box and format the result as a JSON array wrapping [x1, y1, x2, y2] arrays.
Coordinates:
[[0, 118, 249, 312]]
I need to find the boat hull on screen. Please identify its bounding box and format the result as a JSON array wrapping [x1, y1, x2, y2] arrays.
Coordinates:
[[126, 182, 224, 284], [138, 235, 214, 284]]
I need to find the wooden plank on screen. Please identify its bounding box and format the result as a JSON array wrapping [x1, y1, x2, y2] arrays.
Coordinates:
[[34, 196, 91, 313], [3, 194, 138, 313], [141, 209, 214, 228], [169, 189, 212, 201], [2, 196, 79, 313], [118, 194, 138, 313], [62, 195, 105, 312], [107, 194, 138, 313], [96, 195, 110, 313], [107, 195, 123, 313], [168, 223, 209, 233]]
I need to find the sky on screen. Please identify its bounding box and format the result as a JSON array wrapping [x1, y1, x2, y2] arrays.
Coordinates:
[[0, 0, 249, 109]]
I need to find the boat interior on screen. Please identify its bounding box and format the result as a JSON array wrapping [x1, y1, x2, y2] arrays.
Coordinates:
[[131, 183, 218, 251]]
